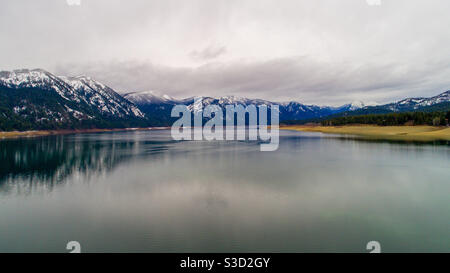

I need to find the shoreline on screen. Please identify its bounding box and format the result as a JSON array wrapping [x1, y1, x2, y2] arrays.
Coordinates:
[[280, 125, 450, 142], [0, 127, 171, 139], [3, 125, 450, 142]]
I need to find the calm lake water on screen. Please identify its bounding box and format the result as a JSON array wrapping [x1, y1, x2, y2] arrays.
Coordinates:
[[0, 130, 449, 253]]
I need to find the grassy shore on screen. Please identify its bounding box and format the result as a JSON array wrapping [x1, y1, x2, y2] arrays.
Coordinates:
[[281, 125, 450, 141], [0, 127, 169, 139]]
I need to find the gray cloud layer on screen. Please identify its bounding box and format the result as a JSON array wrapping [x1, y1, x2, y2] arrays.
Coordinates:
[[190, 45, 227, 62], [55, 57, 450, 105], [2, 0, 450, 105]]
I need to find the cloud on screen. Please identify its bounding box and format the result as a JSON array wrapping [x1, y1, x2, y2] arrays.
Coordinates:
[[190, 45, 227, 61], [55, 56, 450, 105], [2, 0, 450, 105]]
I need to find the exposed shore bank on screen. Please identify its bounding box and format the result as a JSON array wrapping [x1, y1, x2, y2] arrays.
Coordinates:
[[281, 125, 450, 141], [3, 125, 450, 142], [0, 127, 170, 139]]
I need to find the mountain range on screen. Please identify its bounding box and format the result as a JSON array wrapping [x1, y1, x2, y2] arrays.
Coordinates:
[[0, 68, 449, 131], [330, 90, 450, 118], [124, 91, 368, 125], [0, 69, 147, 130]]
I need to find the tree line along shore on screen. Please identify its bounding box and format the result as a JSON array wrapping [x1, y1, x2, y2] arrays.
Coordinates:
[[280, 125, 450, 141], [2, 110, 450, 142], [280, 110, 450, 141]]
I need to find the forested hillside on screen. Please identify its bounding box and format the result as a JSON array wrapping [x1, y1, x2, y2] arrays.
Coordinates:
[[321, 111, 450, 126]]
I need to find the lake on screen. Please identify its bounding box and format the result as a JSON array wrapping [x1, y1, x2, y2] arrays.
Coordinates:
[[0, 129, 449, 252]]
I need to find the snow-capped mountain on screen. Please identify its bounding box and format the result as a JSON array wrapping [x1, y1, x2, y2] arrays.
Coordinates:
[[181, 96, 271, 112], [1, 69, 448, 130], [328, 90, 450, 119], [61, 75, 144, 118], [126, 89, 450, 124], [124, 91, 180, 105], [0, 69, 143, 118], [125, 92, 364, 121], [123, 91, 185, 126], [384, 91, 450, 111], [347, 101, 366, 111], [0, 69, 145, 130]]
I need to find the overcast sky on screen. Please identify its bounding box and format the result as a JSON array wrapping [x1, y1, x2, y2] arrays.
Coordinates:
[[1, 0, 450, 105]]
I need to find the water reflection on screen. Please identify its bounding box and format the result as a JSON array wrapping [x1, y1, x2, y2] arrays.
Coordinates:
[[0, 130, 449, 252], [0, 131, 449, 195], [0, 133, 174, 194]]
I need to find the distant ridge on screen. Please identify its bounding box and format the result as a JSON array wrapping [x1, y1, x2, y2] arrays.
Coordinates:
[[1, 68, 449, 131], [330, 90, 450, 118], [124, 93, 366, 122], [0, 69, 146, 131]]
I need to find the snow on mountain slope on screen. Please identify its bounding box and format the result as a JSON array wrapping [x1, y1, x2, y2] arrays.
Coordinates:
[[0, 69, 144, 120], [394, 90, 450, 109], [356, 90, 450, 113], [0, 69, 146, 130], [4, 69, 447, 128], [329, 90, 450, 119], [61, 76, 144, 118], [0, 69, 80, 102], [124, 91, 180, 105], [125, 91, 364, 121], [348, 101, 365, 111]]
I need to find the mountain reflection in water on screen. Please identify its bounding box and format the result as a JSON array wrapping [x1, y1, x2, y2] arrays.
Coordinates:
[[0, 130, 449, 253], [0, 133, 173, 193]]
